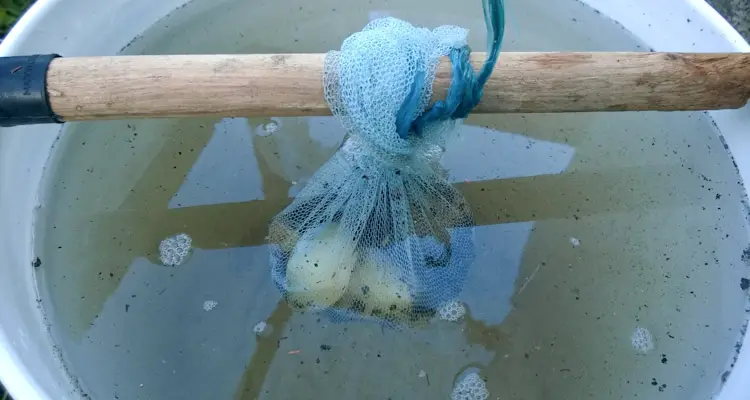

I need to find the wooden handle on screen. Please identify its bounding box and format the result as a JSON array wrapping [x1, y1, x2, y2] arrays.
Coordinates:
[[45, 52, 750, 121]]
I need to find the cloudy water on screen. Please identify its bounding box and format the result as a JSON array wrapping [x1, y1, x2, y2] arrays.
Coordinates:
[[33, 0, 750, 398]]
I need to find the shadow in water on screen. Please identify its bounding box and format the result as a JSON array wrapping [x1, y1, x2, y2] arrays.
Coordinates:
[[233, 301, 293, 400]]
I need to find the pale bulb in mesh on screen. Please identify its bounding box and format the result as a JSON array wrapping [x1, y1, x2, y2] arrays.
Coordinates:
[[439, 300, 466, 322], [451, 372, 489, 400], [159, 233, 192, 267], [346, 250, 412, 317], [285, 224, 355, 309]]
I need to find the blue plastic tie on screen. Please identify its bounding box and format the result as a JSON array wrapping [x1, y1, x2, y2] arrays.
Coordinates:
[[395, 0, 505, 139]]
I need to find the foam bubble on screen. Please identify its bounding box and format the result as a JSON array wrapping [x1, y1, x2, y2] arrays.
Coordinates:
[[158, 233, 192, 266], [570, 237, 581, 247], [451, 372, 489, 400], [203, 300, 218, 311], [439, 300, 466, 322], [253, 320, 268, 334], [257, 119, 281, 137], [631, 326, 655, 354]]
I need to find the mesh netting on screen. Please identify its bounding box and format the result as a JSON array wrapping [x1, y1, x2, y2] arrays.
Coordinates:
[[269, 3, 503, 328]]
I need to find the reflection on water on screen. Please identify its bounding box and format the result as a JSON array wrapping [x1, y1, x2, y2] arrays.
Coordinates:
[[33, 0, 750, 399]]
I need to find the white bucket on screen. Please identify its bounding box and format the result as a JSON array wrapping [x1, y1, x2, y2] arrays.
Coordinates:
[[1, 0, 749, 399]]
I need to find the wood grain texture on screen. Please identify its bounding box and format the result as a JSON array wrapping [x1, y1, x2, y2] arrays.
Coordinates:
[[45, 52, 750, 121]]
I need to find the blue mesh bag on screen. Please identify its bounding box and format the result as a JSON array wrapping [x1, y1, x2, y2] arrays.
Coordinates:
[[268, 0, 505, 328]]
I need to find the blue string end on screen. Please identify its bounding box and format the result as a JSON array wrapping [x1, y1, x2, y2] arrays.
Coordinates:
[[395, 0, 506, 138]]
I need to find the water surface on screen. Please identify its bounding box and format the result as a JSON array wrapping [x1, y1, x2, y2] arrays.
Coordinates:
[[34, 0, 750, 398]]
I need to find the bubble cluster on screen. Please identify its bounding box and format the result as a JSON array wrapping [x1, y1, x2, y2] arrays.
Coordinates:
[[253, 320, 268, 334], [158, 233, 192, 267], [439, 300, 466, 322], [631, 326, 655, 354], [203, 300, 218, 311], [451, 372, 489, 400], [264, 121, 280, 133], [257, 119, 281, 137]]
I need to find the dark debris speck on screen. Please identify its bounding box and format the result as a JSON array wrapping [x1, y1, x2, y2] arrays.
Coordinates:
[[741, 247, 750, 264], [320, 344, 332, 351], [741, 278, 749, 291], [32, 257, 42, 268]]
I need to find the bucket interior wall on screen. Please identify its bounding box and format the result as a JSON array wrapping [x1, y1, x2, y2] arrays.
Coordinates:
[[1, 0, 750, 399]]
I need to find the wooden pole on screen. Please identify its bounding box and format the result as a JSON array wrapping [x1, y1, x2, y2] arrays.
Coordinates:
[[45, 52, 750, 121]]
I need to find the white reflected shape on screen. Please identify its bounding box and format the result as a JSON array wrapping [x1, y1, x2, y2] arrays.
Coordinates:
[[306, 116, 348, 149], [68, 245, 280, 400], [443, 124, 575, 182], [168, 118, 264, 208], [461, 222, 533, 325]]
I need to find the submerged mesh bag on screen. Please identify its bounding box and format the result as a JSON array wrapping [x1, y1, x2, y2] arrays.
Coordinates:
[[269, 0, 504, 328]]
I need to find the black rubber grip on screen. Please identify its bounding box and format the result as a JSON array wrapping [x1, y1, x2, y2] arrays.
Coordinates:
[[0, 54, 63, 127]]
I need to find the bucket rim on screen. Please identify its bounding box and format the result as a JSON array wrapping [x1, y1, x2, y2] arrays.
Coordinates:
[[0, 0, 749, 399]]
